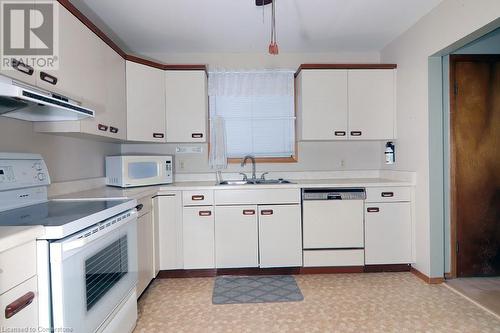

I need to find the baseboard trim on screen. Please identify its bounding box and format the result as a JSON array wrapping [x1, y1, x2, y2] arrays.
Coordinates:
[[410, 267, 444, 284], [158, 264, 411, 278]]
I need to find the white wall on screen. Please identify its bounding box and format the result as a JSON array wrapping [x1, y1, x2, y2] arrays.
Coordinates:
[[381, 0, 500, 277], [0, 117, 120, 182], [122, 51, 386, 174]]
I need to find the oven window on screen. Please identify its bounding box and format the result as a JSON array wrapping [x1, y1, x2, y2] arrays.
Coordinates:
[[128, 162, 158, 179], [85, 236, 128, 311]]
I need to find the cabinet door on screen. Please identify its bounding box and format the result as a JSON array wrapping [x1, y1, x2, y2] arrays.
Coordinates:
[[36, 3, 104, 111], [258, 205, 302, 268], [298, 70, 348, 140], [165, 70, 207, 142], [183, 206, 214, 269], [155, 194, 183, 271], [348, 69, 395, 140], [126, 61, 166, 142], [215, 206, 258, 268], [136, 211, 154, 297], [365, 202, 412, 264], [0, 276, 38, 330]]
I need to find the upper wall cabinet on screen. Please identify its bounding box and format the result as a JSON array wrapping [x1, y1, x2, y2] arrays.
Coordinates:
[[34, 3, 127, 140], [297, 70, 348, 140], [297, 67, 396, 141], [126, 61, 166, 142], [348, 70, 396, 140], [165, 70, 208, 143]]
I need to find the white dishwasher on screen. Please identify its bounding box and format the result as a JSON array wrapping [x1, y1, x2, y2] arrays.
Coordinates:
[[302, 188, 366, 267]]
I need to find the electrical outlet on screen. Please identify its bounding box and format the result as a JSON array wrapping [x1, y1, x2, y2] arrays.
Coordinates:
[[179, 160, 185, 170], [340, 159, 346, 168]]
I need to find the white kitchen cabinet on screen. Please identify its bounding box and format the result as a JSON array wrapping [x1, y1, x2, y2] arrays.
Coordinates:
[[154, 193, 183, 271], [297, 70, 348, 140], [136, 210, 154, 297], [0, 276, 38, 330], [165, 70, 208, 143], [215, 206, 259, 268], [348, 69, 396, 140], [258, 205, 302, 268], [126, 61, 166, 142], [297, 68, 396, 141], [365, 202, 412, 264], [182, 206, 215, 269]]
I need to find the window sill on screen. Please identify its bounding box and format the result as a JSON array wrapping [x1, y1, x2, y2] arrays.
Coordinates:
[[228, 156, 297, 163]]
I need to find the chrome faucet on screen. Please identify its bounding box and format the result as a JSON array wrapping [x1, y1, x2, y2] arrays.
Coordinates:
[[241, 155, 257, 180]]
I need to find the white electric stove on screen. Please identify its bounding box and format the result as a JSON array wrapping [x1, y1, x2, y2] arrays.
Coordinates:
[[0, 153, 138, 333]]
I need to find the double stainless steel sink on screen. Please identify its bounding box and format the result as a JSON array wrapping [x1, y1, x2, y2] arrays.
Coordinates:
[[218, 178, 294, 185]]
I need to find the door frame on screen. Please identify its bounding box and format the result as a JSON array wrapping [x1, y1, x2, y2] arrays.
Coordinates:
[[449, 54, 500, 278]]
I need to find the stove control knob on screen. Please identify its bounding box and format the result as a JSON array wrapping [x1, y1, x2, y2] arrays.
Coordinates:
[[37, 173, 46, 181], [33, 162, 42, 171]]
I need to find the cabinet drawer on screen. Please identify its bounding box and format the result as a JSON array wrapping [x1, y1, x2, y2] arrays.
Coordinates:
[[136, 196, 152, 217], [183, 190, 214, 206], [0, 276, 38, 329], [215, 189, 300, 205], [365, 187, 411, 202], [0, 241, 36, 295], [303, 249, 364, 267]]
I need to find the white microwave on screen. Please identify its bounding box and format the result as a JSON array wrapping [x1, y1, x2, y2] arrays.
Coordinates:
[[105, 155, 173, 187]]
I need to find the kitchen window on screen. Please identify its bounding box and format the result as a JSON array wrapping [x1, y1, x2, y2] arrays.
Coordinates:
[[208, 70, 296, 164]]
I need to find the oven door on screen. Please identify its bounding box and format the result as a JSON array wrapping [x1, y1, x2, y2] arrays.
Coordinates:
[[49, 211, 138, 333]]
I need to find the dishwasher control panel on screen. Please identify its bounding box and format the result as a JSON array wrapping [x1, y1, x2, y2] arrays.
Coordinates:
[[302, 188, 366, 200]]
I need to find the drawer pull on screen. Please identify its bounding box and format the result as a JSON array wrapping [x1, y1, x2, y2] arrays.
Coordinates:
[[198, 210, 212, 217], [5, 291, 35, 319], [191, 195, 204, 201], [40, 72, 58, 85], [191, 133, 203, 139], [261, 209, 274, 216], [350, 131, 362, 136], [153, 133, 164, 139], [98, 124, 108, 131], [11, 59, 34, 76], [109, 126, 119, 134], [243, 209, 255, 215], [135, 204, 144, 211], [367, 207, 380, 213], [334, 131, 346, 136], [381, 192, 394, 197]]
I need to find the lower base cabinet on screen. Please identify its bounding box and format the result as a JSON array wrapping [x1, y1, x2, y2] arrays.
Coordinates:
[[258, 205, 302, 267], [215, 206, 259, 268], [183, 206, 215, 269], [137, 210, 154, 297], [364, 202, 412, 264]]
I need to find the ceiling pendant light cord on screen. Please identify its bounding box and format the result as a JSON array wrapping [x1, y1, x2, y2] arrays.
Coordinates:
[[269, 0, 279, 55]]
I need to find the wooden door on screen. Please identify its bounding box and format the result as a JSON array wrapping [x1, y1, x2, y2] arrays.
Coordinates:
[[451, 55, 500, 277]]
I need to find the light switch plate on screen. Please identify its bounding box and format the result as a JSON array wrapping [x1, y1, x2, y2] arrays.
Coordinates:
[[176, 146, 203, 154]]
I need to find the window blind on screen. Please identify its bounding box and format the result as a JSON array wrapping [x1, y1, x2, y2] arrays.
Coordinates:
[[208, 70, 295, 159]]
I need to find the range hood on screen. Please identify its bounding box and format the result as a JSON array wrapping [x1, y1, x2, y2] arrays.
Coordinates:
[[0, 75, 94, 121]]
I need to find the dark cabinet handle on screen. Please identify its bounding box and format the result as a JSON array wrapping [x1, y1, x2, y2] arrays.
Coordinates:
[[191, 195, 204, 201], [350, 131, 362, 136], [367, 207, 380, 213], [11, 59, 34, 76], [109, 126, 118, 134], [135, 204, 144, 211], [153, 133, 164, 139], [191, 133, 203, 139], [98, 124, 108, 131], [381, 192, 394, 197], [261, 209, 274, 216], [40, 72, 58, 85], [334, 131, 346, 136], [198, 210, 212, 217], [5, 291, 35, 319], [243, 209, 256, 215]]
